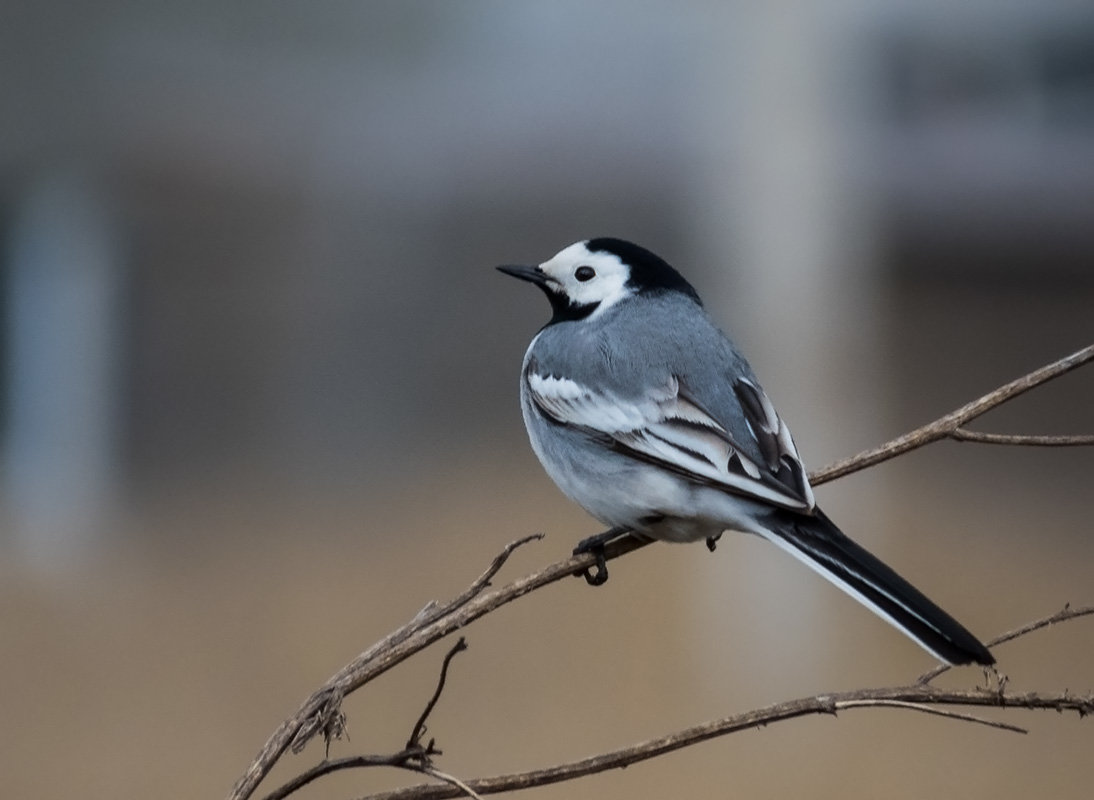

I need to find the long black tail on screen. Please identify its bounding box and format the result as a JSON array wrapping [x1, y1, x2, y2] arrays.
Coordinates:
[[759, 508, 994, 665]]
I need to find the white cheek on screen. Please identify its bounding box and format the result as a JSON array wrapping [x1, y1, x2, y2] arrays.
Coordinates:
[[580, 274, 629, 313], [571, 283, 598, 305]]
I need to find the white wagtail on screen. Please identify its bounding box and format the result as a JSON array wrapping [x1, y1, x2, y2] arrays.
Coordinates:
[[498, 237, 993, 665]]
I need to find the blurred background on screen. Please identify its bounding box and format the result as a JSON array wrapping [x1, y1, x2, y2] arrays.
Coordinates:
[[1, 2, 1092, 798]]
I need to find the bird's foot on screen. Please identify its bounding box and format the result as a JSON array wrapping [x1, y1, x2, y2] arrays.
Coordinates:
[[580, 546, 610, 586], [706, 533, 722, 552], [572, 526, 632, 586]]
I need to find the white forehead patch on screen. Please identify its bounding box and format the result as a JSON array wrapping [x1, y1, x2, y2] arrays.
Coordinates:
[[538, 241, 634, 315]]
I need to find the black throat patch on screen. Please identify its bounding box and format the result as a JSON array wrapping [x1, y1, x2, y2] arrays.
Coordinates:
[[545, 290, 598, 324]]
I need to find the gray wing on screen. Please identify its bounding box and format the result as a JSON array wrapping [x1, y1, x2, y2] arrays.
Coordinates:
[[525, 358, 816, 513]]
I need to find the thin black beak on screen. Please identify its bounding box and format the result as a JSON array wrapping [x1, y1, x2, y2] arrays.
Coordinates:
[[496, 264, 551, 288]]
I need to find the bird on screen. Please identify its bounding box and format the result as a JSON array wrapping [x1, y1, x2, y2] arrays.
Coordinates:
[[497, 237, 994, 666]]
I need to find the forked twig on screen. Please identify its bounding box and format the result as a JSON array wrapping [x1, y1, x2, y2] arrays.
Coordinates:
[[831, 699, 1027, 734], [810, 342, 1094, 485], [232, 536, 543, 800], [263, 638, 471, 800]]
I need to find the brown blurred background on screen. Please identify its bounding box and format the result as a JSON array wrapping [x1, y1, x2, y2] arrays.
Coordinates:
[[1, 2, 1092, 799]]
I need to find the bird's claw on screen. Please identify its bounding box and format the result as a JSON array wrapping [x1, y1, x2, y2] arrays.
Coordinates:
[[572, 526, 630, 586], [706, 533, 721, 552], [577, 546, 609, 586]]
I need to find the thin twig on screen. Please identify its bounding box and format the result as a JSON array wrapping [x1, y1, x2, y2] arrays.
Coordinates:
[[433, 535, 547, 620], [918, 603, 1094, 684], [418, 768, 486, 800], [833, 699, 1027, 734], [950, 429, 1094, 446], [407, 638, 468, 750], [987, 603, 1094, 649]]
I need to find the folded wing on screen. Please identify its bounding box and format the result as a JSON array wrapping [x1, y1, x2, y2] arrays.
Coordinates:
[[526, 363, 815, 513]]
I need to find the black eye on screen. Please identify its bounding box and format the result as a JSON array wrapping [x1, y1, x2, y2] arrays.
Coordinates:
[[575, 266, 596, 282]]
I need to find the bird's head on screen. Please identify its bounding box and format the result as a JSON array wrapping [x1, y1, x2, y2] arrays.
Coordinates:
[[497, 237, 700, 323]]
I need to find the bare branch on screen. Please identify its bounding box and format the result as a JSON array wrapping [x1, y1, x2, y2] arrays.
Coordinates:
[[228, 345, 1094, 800], [231, 535, 544, 800], [810, 342, 1094, 486], [259, 604, 1093, 800], [358, 686, 1092, 800]]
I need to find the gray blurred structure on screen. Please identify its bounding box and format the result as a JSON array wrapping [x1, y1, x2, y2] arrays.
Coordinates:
[[3, 170, 121, 565], [1, 5, 1092, 800], [1, 2, 1092, 554]]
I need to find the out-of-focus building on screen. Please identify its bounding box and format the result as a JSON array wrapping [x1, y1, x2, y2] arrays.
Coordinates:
[[0, 5, 1091, 798], [2, 3, 1091, 563]]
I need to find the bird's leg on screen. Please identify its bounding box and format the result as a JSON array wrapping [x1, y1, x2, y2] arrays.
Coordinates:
[[573, 526, 633, 554], [572, 526, 632, 586], [706, 533, 722, 552]]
